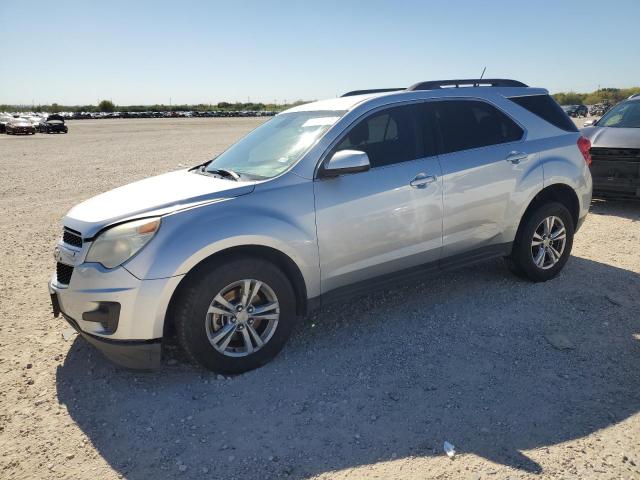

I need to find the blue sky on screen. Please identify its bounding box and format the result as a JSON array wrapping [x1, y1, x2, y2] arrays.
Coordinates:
[[1, 0, 639, 105]]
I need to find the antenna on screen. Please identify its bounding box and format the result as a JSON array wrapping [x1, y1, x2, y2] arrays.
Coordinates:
[[479, 66, 486, 80]]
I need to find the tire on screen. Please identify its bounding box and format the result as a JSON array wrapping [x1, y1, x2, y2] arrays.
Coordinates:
[[507, 202, 574, 282], [173, 256, 297, 374]]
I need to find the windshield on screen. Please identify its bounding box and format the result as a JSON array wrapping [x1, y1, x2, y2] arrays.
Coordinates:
[[205, 110, 345, 179], [598, 101, 640, 128]]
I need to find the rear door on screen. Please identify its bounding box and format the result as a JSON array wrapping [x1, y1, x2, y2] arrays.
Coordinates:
[[428, 99, 538, 257], [314, 102, 443, 294]]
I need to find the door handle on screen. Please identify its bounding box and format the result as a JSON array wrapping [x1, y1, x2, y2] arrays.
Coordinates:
[[410, 172, 437, 188], [505, 151, 529, 164]]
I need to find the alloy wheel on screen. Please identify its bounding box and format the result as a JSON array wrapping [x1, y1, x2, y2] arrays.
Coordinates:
[[205, 279, 280, 357], [531, 216, 567, 270]]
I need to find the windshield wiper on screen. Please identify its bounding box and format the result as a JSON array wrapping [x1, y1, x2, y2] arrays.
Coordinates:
[[201, 166, 241, 181]]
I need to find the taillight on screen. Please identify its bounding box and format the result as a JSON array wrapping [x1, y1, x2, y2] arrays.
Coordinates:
[[577, 136, 592, 166]]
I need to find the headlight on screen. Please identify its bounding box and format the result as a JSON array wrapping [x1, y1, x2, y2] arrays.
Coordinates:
[[86, 217, 161, 268]]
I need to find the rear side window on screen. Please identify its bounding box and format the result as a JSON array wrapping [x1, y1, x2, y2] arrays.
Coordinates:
[[509, 94, 578, 132], [335, 104, 420, 168], [431, 100, 524, 154]]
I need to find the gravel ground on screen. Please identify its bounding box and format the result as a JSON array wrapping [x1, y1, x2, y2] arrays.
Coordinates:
[[0, 118, 639, 480]]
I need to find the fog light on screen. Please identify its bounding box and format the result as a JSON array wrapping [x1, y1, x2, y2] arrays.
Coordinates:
[[82, 302, 120, 334]]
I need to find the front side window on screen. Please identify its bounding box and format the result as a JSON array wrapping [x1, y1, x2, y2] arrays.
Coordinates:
[[206, 110, 345, 179], [598, 101, 640, 128], [433, 100, 524, 154], [334, 104, 421, 168]]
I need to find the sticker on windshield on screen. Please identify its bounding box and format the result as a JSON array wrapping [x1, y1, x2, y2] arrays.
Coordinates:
[[302, 117, 340, 128]]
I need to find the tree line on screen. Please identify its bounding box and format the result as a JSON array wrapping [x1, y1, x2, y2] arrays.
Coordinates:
[[1, 99, 310, 113], [5, 87, 639, 112], [553, 87, 640, 105]]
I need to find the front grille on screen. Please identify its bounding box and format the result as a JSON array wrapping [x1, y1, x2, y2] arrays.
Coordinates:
[[63, 228, 83, 248], [590, 147, 640, 163], [56, 262, 74, 285]]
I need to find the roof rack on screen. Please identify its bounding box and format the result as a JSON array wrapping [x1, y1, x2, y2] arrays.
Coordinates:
[[341, 88, 404, 97], [407, 79, 528, 91], [340, 79, 528, 98]]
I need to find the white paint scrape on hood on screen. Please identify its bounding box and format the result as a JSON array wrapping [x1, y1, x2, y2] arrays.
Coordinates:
[[64, 169, 255, 237]]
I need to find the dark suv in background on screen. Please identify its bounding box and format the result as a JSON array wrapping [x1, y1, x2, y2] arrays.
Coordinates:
[[563, 105, 588, 118], [39, 115, 68, 134]]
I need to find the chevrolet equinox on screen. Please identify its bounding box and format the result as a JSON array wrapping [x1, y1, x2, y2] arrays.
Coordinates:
[[49, 79, 593, 373]]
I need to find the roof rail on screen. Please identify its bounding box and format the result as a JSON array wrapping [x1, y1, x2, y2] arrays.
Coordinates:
[[407, 79, 528, 91], [341, 88, 405, 97]]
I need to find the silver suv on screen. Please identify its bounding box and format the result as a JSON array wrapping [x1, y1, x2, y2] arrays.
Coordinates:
[[49, 79, 593, 373]]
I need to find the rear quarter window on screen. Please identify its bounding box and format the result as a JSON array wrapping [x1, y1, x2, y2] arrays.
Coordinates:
[[431, 100, 524, 154], [509, 94, 578, 132]]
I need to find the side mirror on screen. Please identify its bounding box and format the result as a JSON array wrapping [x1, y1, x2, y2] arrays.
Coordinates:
[[320, 149, 370, 178], [583, 119, 596, 127]]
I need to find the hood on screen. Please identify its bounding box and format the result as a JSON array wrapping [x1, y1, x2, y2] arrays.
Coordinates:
[[581, 126, 640, 149], [65, 169, 255, 237]]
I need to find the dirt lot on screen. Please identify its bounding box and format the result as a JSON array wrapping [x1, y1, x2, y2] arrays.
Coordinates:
[[0, 118, 639, 480]]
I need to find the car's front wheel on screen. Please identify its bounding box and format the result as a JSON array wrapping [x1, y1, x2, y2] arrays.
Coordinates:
[[173, 257, 297, 374], [507, 202, 574, 282]]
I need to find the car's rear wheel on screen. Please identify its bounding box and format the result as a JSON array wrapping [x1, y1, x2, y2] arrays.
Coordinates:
[[173, 257, 297, 374], [507, 202, 574, 282]]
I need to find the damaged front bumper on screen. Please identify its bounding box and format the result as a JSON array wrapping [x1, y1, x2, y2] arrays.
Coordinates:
[[48, 244, 183, 369], [590, 147, 640, 198], [57, 305, 161, 369]]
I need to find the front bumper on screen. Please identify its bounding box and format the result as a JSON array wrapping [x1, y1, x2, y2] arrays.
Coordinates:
[[60, 310, 161, 369], [44, 126, 67, 133], [49, 254, 184, 369], [590, 153, 640, 199], [591, 174, 640, 198]]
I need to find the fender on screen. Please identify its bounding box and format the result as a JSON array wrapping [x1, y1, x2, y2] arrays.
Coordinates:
[[123, 177, 322, 299]]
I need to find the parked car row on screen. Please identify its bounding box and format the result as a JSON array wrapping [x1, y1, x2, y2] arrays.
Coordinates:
[[588, 102, 613, 117], [0, 114, 68, 135], [47, 110, 277, 120], [1, 109, 278, 125], [560, 103, 616, 118]]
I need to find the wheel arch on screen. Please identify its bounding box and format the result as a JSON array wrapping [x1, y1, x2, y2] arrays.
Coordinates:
[[515, 183, 580, 243], [163, 244, 309, 337]]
